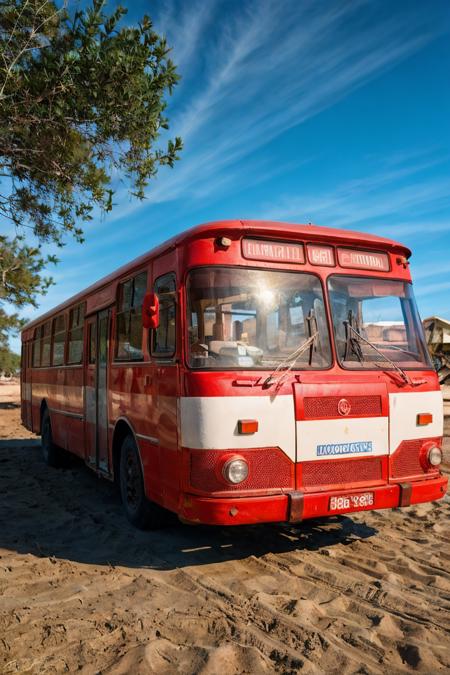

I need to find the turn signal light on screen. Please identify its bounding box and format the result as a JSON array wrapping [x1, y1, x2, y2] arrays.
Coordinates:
[[417, 413, 433, 426], [238, 419, 258, 434]]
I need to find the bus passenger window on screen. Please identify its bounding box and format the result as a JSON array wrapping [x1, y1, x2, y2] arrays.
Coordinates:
[[89, 323, 96, 364], [32, 326, 42, 367], [68, 303, 85, 364], [152, 273, 176, 357], [41, 322, 52, 367], [52, 315, 66, 366], [115, 271, 147, 361]]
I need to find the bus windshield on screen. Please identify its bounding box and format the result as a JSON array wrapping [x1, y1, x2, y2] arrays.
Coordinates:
[[328, 275, 431, 370], [187, 267, 332, 369]]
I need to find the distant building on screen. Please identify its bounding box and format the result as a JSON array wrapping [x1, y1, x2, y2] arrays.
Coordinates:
[[423, 316, 450, 377]]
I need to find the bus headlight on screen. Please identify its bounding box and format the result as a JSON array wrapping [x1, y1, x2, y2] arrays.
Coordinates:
[[222, 457, 249, 484], [427, 445, 443, 467]]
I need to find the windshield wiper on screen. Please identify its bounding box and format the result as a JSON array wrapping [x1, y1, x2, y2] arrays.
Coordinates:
[[343, 319, 413, 386], [264, 310, 319, 388], [263, 332, 318, 387], [344, 310, 364, 363]]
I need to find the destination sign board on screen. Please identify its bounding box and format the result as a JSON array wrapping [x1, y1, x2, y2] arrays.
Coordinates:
[[242, 238, 305, 264], [337, 248, 390, 272], [307, 244, 335, 267]]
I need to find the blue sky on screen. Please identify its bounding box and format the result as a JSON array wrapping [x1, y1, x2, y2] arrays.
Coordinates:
[[9, 0, 450, 351]]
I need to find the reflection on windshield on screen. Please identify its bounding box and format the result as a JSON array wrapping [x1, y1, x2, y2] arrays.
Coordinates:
[[187, 267, 331, 369], [328, 276, 431, 369]]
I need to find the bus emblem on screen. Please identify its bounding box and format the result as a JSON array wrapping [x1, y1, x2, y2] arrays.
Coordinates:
[[338, 398, 351, 416]]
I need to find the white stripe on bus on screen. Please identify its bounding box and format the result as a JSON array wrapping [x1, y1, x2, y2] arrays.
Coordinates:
[[181, 390, 444, 461], [389, 390, 443, 451], [180, 395, 296, 461], [296, 416, 388, 461]]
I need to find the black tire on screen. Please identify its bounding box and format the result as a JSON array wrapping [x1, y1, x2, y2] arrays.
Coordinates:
[[119, 435, 166, 530], [41, 409, 61, 467]]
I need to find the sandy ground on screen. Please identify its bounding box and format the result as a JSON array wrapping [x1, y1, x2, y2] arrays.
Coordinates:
[[1, 384, 450, 674]]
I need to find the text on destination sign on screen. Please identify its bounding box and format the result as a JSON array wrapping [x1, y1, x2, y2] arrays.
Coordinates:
[[242, 238, 305, 264], [337, 248, 389, 271]]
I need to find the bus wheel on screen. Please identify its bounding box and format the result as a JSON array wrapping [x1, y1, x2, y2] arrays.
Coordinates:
[[41, 409, 60, 467], [119, 435, 164, 530]]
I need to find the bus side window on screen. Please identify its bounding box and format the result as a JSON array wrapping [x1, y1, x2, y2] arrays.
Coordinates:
[[32, 326, 42, 367], [41, 321, 52, 367], [68, 303, 85, 364], [115, 270, 147, 361], [89, 323, 97, 364], [52, 314, 66, 366], [152, 273, 176, 358]]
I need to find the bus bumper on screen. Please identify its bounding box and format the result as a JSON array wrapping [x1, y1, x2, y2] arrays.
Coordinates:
[[179, 474, 448, 526]]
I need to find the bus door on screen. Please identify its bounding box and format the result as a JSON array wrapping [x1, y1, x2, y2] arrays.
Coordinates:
[[85, 308, 111, 473], [149, 257, 179, 511]]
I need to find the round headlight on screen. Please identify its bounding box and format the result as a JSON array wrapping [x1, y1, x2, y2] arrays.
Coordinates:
[[428, 446, 442, 467], [222, 458, 249, 484]]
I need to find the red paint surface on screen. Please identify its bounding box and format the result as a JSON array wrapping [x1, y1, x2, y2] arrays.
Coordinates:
[[186, 447, 294, 497], [390, 437, 442, 482], [20, 220, 443, 527], [178, 474, 447, 525]]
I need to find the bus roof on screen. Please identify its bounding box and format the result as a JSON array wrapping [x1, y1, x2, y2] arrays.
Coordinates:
[[22, 219, 411, 335]]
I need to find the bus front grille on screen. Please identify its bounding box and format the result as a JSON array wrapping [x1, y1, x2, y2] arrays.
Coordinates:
[[300, 456, 383, 490], [390, 438, 440, 480], [303, 395, 382, 419]]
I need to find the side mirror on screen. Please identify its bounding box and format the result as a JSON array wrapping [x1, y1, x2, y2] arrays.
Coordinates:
[[142, 292, 159, 330]]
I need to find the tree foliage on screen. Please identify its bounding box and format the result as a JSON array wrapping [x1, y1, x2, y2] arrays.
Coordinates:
[[0, 343, 20, 376], [0, 0, 181, 344]]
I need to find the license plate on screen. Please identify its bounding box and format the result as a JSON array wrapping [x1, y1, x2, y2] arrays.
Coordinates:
[[329, 492, 374, 511]]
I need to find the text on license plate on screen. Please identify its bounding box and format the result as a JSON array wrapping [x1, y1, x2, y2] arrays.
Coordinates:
[[329, 492, 374, 511]]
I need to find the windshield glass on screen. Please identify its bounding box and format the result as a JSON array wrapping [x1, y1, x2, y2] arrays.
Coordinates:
[[328, 275, 431, 369], [187, 267, 331, 369]]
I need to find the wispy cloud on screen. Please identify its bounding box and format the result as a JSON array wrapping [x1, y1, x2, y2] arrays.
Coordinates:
[[64, 1, 447, 240], [258, 151, 450, 237], [156, 0, 218, 79], [135, 0, 441, 207], [415, 279, 450, 298], [413, 257, 450, 281]]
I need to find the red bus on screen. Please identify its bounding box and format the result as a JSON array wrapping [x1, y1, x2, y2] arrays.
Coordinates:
[[20, 220, 447, 528]]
